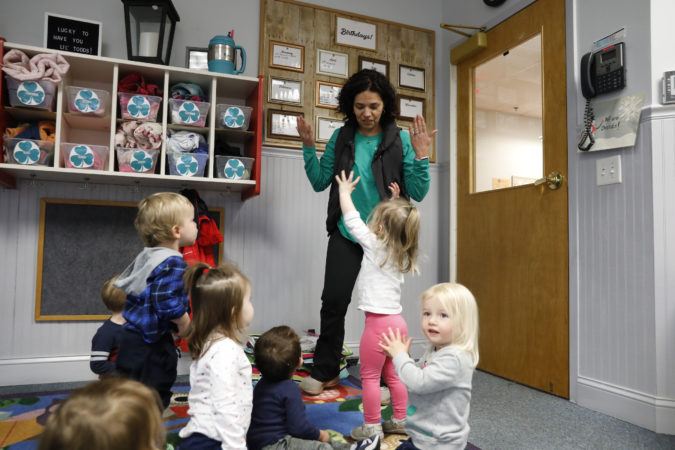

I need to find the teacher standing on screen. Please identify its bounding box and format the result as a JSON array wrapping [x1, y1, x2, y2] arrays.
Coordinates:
[[297, 69, 435, 395]]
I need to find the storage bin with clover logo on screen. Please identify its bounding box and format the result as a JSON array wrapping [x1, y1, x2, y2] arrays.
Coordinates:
[[66, 86, 111, 117], [216, 104, 252, 130], [118, 92, 162, 121], [167, 152, 208, 177], [215, 155, 254, 180], [3, 138, 54, 166], [5, 76, 57, 111], [61, 143, 109, 170], [169, 99, 210, 127], [116, 147, 159, 173]]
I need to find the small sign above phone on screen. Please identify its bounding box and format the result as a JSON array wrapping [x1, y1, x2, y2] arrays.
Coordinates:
[[44, 13, 102, 56]]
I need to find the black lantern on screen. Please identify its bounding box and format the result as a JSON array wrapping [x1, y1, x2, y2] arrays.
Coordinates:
[[122, 0, 180, 65]]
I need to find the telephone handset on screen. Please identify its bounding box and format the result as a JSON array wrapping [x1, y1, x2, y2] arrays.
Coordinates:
[[577, 42, 626, 151]]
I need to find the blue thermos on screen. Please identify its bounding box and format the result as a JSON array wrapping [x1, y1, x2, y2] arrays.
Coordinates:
[[208, 33, 246, 75]]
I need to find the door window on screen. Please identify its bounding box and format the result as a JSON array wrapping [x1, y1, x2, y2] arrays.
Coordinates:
[[473, 34, 543, 193]]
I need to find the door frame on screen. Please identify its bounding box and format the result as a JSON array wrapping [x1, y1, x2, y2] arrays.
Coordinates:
[[447, 0, 578, 401]]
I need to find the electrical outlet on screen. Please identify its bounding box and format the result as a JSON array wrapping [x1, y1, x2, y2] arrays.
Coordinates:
[[596, 155, 622, 186]]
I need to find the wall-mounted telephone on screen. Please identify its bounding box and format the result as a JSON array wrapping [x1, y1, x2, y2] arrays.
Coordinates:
[[578, 42, 626, 151]]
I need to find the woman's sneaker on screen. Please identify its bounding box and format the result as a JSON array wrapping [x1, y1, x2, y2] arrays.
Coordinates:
[[382, 417, 406, 434], [299, 375, 340, 395], [351, 434, 381, 450], [351, 423, 384, 440]]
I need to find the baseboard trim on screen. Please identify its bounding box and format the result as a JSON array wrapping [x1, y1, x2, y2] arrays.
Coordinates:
[[577, 376, 675, 434], [0, 355, 192, 387], [1, 339, 430, 387]]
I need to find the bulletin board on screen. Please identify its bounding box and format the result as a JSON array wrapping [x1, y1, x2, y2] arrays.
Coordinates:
[[35, 198, 223, 321], [259, 0, 436, 160]]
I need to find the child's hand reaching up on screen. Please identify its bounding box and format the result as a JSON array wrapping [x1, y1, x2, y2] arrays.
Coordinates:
[[379, 327, 412, 358], [388, 181, 400, 199], [335, 170, 360, 195]]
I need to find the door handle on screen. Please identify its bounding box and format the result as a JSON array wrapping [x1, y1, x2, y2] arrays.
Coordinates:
[[534, 171, 564, 190]]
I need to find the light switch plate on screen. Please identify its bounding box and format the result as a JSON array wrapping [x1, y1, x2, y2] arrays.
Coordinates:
[[596, 155, 622, 186]]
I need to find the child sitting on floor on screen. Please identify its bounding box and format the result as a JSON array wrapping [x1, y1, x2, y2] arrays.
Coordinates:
[[178, 262, 255, 450], [38, 377, 165, 450], [379, 283, 480, 450], [247, 325, 381, 450], [89, 276, 126, 377]]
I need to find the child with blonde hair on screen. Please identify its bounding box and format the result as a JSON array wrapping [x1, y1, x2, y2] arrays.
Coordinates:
[[38, 377, 165, 450], [178, 262, 255, 450], [115, 192, 197, 409], [90, 276, 127, 377], [379, 283, 480, 450], [334, 170, 420, 440]]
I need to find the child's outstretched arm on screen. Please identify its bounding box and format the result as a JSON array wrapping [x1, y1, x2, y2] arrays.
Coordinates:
[[335, 170, 360, 215], [380, 328, 464, 395], [389, 181, 401, 199]]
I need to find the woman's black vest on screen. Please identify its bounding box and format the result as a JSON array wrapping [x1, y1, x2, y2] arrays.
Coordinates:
[[325, 121, 406, 234]]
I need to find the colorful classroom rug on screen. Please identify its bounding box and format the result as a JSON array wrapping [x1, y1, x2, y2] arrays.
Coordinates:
[[0, 376, 479, 450]]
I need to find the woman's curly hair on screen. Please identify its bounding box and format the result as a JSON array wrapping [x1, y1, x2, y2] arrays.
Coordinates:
[[337, 69, 398, 127]]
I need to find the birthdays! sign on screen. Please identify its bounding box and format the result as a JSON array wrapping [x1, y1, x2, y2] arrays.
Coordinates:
[[335, 17, 377, 50], [44, 13, 102, 56]]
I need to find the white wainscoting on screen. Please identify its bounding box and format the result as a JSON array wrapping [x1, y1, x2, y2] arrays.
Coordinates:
[[0, 149, 448, 386]]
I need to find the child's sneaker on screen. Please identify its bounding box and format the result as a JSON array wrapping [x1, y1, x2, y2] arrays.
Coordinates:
[[382, 417, 406, 434], [351, 434, 381, 450], [351, 423, 384, 440]]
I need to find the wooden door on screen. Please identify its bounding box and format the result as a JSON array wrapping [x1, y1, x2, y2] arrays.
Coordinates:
[[457, 0, 569, 397]]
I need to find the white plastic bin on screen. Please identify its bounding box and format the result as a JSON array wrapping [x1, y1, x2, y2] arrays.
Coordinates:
[[3, 138, 54, 166], [216, 104, 252, 130], [116, 147, 159, 173], [66, 86, 111, 116], [215, 155, 254, 180], [5, 76, 57, 110], [169, 99, 210, 127], [118, 92, 162, 121], [61, 143, 109, 170], [167, 152, 208, 177]]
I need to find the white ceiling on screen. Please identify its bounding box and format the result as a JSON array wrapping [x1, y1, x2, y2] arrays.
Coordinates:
[[474, 34, 542, 118]]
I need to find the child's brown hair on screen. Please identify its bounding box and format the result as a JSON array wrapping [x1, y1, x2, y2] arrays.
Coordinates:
[[255, 326, 302, 382], [183, 261, 251, 359], [38, 378, 165, 450], [101, 276, 126, 313], [134, 192, 193, 247], [368, 197, 420, 274]]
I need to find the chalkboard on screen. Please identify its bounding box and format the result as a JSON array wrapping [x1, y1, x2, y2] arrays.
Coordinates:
[[35, 199, 223, 321], [44, 13, 102, 56]]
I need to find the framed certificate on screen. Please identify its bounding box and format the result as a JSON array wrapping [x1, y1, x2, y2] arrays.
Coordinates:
[[399, 64, 425, 91], [398, 95, 425, 120], [269, 41, 304, 72], [316, 81, 342, 109], [316, 49, 349, 78], [335, 16, 377, 50], [269, 77, 302, 105], [358, 56, 389, 77], [316, 116, 344, 143], [267, 109, 303, 140]]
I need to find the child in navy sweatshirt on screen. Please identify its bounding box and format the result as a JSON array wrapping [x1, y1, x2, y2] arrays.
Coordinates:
[[89, 276, 126, 377], [247, 326, 380, 450]]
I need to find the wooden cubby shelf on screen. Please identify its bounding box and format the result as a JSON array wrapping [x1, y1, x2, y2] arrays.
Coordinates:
[[0, 41, 263, 200]]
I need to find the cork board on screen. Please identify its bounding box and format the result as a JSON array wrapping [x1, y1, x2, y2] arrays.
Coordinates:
[[259, 0, 436, 160], [35, 198, 223, 321]]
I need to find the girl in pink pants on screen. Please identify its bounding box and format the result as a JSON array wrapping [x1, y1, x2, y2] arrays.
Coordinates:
[[334, 170, 421, 440]]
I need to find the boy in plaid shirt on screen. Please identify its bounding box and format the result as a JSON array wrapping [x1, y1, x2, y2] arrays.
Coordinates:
[[114, 192, 198, 408]]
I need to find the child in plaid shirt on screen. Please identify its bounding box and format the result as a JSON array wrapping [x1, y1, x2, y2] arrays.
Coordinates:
[[114, 192, 197, 408]]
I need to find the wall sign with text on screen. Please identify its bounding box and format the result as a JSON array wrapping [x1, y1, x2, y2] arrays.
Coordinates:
[[335, 17, 377, 50], [44, 13, 101, 56]]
